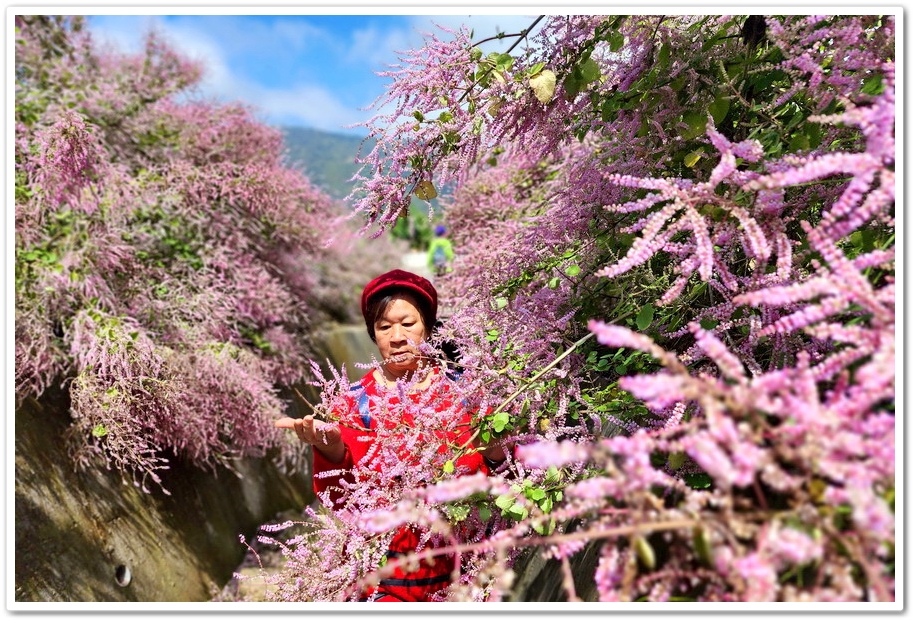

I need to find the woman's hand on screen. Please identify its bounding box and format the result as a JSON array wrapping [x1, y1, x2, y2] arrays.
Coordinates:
[[275, 415, 345, 463]]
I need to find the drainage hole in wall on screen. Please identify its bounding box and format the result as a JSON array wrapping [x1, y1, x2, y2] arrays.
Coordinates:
[[115, 564, 132, 587]]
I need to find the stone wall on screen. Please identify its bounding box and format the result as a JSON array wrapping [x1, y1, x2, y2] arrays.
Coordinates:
[[13, 383, 314, 602]]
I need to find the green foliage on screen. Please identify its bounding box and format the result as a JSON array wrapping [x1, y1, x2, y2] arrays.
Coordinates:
[[442, 491, 493, 524], [15, 208, 74, 288], [127, 204, 205, 271], [493, 473, 565, 532], [472, 50, 515, 88], [389, 199, 436, 250]]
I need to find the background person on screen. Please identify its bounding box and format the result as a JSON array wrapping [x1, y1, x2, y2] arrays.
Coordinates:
[[427, 225, 454, 276]]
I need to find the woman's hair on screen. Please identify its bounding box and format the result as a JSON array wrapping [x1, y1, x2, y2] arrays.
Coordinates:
[[364, 290, 436, 343]]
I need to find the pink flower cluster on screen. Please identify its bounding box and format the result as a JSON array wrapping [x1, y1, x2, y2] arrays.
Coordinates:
[[14, 16, 389, 490], [339, 13, 896, 602]]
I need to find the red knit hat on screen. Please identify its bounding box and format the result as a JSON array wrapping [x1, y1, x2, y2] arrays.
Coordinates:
[[360, 269, 438, 322]]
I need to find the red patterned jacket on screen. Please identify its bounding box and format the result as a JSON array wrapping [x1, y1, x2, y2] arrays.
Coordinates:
[[312, 368, 489, 601]]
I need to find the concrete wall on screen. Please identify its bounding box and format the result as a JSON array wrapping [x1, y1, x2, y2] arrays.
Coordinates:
[[13, 383, 314, 602]]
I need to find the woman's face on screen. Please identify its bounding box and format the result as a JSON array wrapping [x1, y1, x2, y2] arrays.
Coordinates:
[[374, 294, 429, 377]]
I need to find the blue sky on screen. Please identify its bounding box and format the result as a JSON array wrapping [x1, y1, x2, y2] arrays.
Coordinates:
[[84, 12, 539, 136]]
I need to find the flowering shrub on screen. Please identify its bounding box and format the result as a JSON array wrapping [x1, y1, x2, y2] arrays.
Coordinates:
[[258, 14, 896, 602], [254, 366, 520, 601], [13, 16, 401, 492]]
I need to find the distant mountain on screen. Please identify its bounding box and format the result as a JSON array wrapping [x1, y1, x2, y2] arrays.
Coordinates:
[[280, 126, 373, 200]]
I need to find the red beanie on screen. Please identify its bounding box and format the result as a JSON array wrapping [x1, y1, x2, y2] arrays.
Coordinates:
[[361, 269, 438, 323]]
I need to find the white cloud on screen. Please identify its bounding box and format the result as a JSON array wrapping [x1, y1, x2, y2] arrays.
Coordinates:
[[88, 16, 236, 103], [245, 84, 374, 133], [347, 24, 417, 69], [87, 15, 160, 54], [83, 13, 541, 135]]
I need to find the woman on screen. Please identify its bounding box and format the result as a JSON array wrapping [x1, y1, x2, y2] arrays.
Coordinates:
[[276, 269, 506, 601]]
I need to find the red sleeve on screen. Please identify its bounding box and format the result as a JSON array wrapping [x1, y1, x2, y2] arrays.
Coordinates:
[[311, 380, 374, 507], [311, 425, 360, 507], [450, 408, 490, 476]]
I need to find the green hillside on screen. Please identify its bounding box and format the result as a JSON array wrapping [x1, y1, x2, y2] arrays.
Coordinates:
[[280, 126, 371, 200], [281, 126, 447, 250]]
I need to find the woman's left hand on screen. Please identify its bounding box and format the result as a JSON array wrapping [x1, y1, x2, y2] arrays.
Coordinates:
[[275, 414, 345, 463]]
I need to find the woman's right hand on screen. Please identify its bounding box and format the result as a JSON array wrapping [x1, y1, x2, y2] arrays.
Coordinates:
[[275, 415, 345, 463]]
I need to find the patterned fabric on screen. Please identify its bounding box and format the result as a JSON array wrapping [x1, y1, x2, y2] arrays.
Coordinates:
[[312, 368, 488, 601]]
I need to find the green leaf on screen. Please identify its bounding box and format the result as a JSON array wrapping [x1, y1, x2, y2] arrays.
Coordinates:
[[635, 303, 654, 331], [787, 131, 809, 153], [508, 503, 528, 520], [578, 57, 601, 83], [601, 98, 618, 122], [699, 317, 718, 330], [492, 411, 511, 433], [693, 525, 713, 566], [684, 149, 703, 168], [684, 472, 713, 489], [533, 518, 554, 535], [527, 487, 547, 501], [656, 42, 670, 67], [494, 494, 515, 510], [545, 466, 560, 483], [702, 27, 729, 51], [527, 61, 546, 76], [680, 111, 708, 140], [708, 95, 730, 125], [564, 264, 581, 277], [443, 503, 471, 522], [805, 122, 824, 149], [563, 72, 583, 98], [606, 31, 625, 52], [667, 451, 686, 470], [493, 52, 514, 71], [91, 424, 108, 438], [443, 460, 455, 474], [635, 535, 656, 570], [861, 74, 884, 96]]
